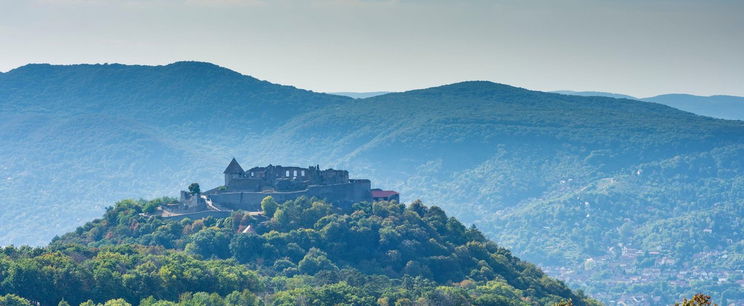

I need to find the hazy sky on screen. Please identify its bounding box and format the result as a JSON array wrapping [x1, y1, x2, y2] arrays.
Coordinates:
[[1, 0, 742, 97]]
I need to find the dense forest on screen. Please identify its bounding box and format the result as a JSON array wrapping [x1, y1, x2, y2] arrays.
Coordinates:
[[1, 62, 743, 303], [0, 197, 598, 305]]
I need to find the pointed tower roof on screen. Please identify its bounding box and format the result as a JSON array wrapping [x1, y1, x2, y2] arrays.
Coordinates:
[[223, 158, 245, 174]]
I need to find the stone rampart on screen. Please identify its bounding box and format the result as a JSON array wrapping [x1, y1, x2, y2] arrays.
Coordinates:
[[209, 180, 372, 211], [162, 210, 231, 221]]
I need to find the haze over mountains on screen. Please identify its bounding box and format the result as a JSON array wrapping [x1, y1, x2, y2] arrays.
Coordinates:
[[329, 92, 393, 99], [1, 62, 743, 304], [553, 90, 744, 121], [333, 90, 744, 121]]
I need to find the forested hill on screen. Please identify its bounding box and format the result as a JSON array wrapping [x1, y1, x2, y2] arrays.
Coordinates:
[[2, 62, 743, 303], [268, 82, 744, 303], [0, 62, 350, 246], [0, 197, 599, 305], [0, 62, 350, 133]]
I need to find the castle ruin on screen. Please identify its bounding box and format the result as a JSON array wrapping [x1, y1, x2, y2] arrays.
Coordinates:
[[171, 159, 397, 217]]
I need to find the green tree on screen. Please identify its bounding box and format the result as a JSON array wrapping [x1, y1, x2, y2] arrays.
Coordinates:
[[298, 248, 337, 275], [0, 294, 33, 306], [475, 294, 516, 306], [261, 196, 278, 218], [675, 293, 714, 306], [104, 299, 133, 306], [188, 183, 201, 195], [185, 228, 231, 259], [553, 299, 573, 306], [229, 233, 267, 263], [143, 202, 159, 214], [224, 290, 261, 306]]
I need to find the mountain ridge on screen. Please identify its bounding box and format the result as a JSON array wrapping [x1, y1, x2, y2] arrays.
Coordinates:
[[551, 90, 744, 121], [0, 197, 600, 305], [1, 62, 743, 304]]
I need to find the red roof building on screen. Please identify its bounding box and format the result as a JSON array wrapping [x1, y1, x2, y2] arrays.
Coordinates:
[[371, 189, 400, 202]]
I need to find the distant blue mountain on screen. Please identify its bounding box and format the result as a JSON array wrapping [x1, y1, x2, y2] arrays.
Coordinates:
[[642, 94, 744, 121], [329, 91, 392, 99], [552, 90, 637, 100], [554, 90, 744, 121], [3, 63, 744, 303]]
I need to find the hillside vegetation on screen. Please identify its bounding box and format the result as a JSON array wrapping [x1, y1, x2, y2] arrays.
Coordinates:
[[0, 197, 597, 305], [0, 62, 349, 245], [1, 62, 743, 303]]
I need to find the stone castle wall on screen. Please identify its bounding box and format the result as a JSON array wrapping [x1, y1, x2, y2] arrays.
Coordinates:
[[179, 191, 206, 210], [227, 164, 350, 192], [209, 179, 372, 211], [163, 210, 232, 221]]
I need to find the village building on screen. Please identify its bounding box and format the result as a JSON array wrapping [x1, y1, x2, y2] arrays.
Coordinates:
[[371, 189, 400, 202]]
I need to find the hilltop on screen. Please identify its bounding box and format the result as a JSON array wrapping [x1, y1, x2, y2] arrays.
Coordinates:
[[1, 62, 743, 303], [0, 197, 598, 305], [0, 61, 350, 245]]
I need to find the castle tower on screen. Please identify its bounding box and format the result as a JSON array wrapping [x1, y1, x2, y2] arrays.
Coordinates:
[[223, 158, 244, 186]]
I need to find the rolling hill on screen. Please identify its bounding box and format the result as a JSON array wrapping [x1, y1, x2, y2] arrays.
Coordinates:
[[552, 90, 744, 121], [0, 62, 350, 245], [0, 197, 600, 305], [1, 62, 743, 304], [643, 94, 744, 121], [551, 90, 637, 100]]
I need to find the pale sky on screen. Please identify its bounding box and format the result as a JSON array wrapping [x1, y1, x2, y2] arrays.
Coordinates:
[[1, 0, 742, 97]]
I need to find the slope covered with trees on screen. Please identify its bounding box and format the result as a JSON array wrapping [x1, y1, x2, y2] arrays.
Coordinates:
[[2, 62, 743, 303], [0, 62, 350, 246], [0, 197, 597, 305], [255, 82, 744, 304]]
